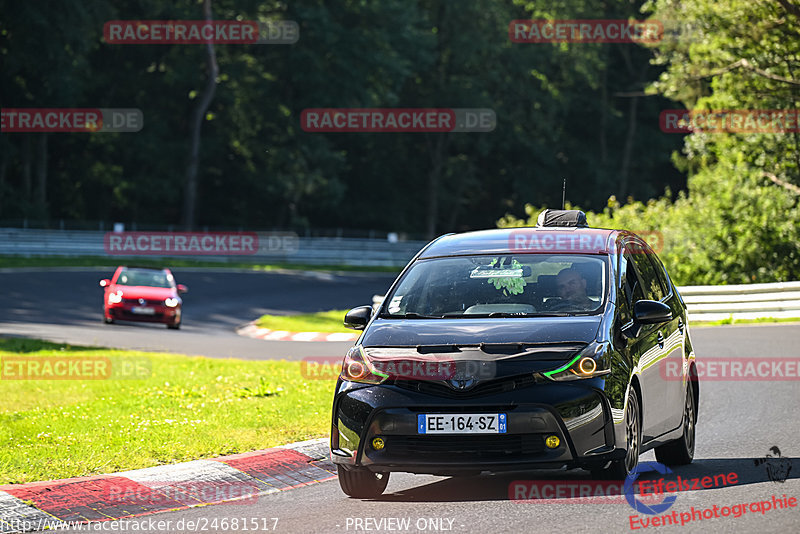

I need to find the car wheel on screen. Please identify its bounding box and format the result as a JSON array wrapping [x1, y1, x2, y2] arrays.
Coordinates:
[[103, 316, 114, 324], [593, 389, 641, 480], [167, 321, 181, 330], [655, 382, 695, 466], [337, 465, 389, 498]]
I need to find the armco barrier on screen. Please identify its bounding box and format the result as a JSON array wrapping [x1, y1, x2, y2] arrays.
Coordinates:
[[678, 281, 800, 322], [0, 228, 426, 267]]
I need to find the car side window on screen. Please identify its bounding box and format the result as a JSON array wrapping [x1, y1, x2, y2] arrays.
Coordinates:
[[628, 244, 665, 301], [617, 277, 633, 326], [649, 254, 671, 298], [622, 254, 645, 307]]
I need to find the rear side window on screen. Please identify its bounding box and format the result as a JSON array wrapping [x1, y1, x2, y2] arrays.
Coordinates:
[[627, 243, 665, 301], [649, 254, 672, 297], [621, 255, 645, 309]]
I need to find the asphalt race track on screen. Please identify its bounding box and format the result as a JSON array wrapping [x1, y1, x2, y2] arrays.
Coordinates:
[[64, 323, 800, 534], [0, 268, 396, 359], [2, 268, 799, 533]]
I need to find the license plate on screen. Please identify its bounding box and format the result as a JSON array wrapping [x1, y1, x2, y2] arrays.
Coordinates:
[[417, 413, 506, 434], [131, 307, 155, 315]]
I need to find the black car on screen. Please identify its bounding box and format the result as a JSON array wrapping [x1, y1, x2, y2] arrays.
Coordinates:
[[330, 210, 698, 498]]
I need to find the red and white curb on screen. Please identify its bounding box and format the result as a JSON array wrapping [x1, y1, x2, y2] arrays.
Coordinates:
[[0, 439, 334, 533], [236, 322, 358, 342]]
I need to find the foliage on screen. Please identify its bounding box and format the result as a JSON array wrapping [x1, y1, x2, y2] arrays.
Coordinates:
[[500, 0, 800, 285], [0, 0, 682, 236]]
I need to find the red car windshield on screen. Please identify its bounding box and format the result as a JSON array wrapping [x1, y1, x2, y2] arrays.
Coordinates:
[[116, 268, 174, 288]]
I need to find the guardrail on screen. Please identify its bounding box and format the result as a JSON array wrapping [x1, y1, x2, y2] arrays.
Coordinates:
[[678, 281, 800, 322], [371, 281, 800, 322], [0, 228, 426, 267]]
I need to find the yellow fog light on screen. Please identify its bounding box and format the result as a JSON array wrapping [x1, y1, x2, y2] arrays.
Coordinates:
[[578, 357, 597, 375], [545, 435, 560, 449], [371, 437, 385, 450]]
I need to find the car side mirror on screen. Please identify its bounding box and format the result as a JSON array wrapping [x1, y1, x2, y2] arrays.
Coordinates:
[[633, 300, 672, 325], [177, 284, 188, 294], [344, 306, 373, 330], [99, 279, 111, 288]]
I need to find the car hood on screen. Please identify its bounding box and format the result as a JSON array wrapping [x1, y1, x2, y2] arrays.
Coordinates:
[[361, 316, 601, 347], [114, 286, 176, 299], [359, 317, 602, 379]]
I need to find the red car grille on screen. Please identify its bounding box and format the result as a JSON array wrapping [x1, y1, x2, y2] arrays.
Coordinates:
[[122, 298, 163, 306]]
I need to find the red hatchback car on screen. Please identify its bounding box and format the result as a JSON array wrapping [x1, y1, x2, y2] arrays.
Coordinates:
[[100, 266, 187, 329]]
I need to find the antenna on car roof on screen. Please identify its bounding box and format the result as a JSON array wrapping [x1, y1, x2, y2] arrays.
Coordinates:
[[561, 178, 566, 210]]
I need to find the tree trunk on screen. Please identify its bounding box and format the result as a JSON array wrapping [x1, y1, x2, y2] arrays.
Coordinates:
[[35, 133, 48, 220], [22, 136, 32, 207], [426, 135, 447, 239], [425, 1, 449, 240], [0, 143, 7, 212], [182, 0, 219, 230], [619, 95, 639, 198]]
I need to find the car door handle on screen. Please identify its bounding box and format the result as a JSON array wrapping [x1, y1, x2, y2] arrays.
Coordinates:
[[678, 319, 684, 334], [657, 332, 665, 349]]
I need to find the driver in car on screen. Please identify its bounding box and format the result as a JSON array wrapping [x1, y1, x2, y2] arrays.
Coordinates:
[[553, 267, 595, 311]]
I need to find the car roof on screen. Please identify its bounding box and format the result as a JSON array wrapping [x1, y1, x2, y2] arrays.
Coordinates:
[[418, 227, 624, 258]]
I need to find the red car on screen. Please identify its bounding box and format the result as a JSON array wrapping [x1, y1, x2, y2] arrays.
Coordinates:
[[100, 266, 187, 329]]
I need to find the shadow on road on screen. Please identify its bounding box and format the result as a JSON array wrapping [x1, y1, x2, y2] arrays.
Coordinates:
[[374, 457, 798, 503]]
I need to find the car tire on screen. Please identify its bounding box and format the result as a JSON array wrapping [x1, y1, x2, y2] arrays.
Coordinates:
[[103, 316, 114, 324], [337, 465, 389, 498], [592, 389, 641, 480], [167, 321, 181, 330], [655, 382, 695, 466]]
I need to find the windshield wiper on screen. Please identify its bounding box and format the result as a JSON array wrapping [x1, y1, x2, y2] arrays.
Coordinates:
[[381, 312, 444, 319], [436, 312, 576, 318]]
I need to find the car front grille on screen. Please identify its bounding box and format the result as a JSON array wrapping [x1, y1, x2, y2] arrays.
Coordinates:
[[394, 374, 537, 399], [387, 434, 546, 459], [122, 298, 163, 306]]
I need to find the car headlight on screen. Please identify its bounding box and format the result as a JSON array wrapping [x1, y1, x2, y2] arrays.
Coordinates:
[[108, 291, 123, 304], [542, 342, 611, 381], [340, 346, 389, 385], [165, 297, 180, 308]]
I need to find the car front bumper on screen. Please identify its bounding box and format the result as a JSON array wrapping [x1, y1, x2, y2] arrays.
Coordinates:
[[106, 303, 180, 324], [330, 377, 624, 475]]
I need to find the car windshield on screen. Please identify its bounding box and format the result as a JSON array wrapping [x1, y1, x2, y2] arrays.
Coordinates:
[[116, 268, 174, 288], [382, 254, 607, 317]]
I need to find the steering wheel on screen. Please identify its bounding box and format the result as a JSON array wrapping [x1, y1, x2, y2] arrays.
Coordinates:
[[546, 299, 575, 311]]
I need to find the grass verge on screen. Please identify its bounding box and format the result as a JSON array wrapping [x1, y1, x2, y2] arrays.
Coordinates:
[[0, 255, 399, 273], [255, 310, 353, 334], [0, 337, 334, 484]]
